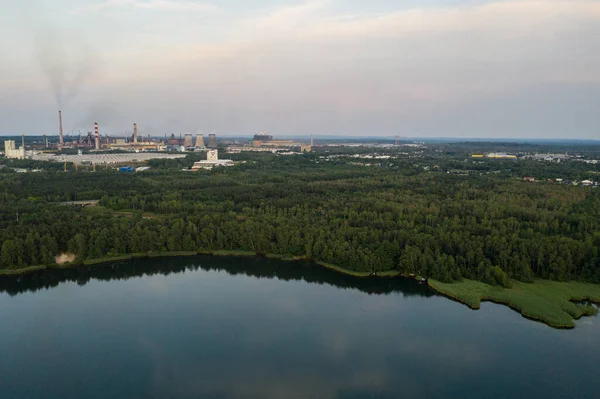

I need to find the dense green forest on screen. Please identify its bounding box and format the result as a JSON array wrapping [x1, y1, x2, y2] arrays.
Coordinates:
[[1, 147, 600, 286]]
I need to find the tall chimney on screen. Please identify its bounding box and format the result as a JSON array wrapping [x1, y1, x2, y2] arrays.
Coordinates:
[[310, 134, 314, 147], [133, 123, 138, 144], [94, 122, 100, 150], [21, 134, 25, 149], [59, 110, 64, 148]]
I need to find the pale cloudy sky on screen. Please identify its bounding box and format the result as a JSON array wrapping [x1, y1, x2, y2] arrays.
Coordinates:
[[0, 0, 599, 138]]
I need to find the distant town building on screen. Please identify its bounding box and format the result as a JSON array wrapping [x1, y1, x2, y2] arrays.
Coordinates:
[[207, 149, 218, 161], [486, 153, 517, 159], [4, 140, 25, 159], [167, 134, 180, 146], [252, 132, 301, 148], [253, 133, 273, 142], [191, 150, 234, 170], [524, 177, 535, 182]]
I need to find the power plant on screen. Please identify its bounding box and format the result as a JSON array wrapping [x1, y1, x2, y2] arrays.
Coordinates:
[[36, 110, 220, 152]]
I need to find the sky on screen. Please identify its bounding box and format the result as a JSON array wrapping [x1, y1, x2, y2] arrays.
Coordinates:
[[0, 0, 599, 138]]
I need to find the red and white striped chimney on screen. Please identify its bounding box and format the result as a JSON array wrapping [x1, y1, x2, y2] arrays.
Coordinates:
[[94, 122, 100, 150]]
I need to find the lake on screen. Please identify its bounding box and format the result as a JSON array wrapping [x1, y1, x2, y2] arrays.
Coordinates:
[[1, 256, 598, 399]]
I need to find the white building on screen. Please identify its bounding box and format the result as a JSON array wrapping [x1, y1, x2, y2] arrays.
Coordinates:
[[4, 140, 25, 159], [192, 150, 234, 170]]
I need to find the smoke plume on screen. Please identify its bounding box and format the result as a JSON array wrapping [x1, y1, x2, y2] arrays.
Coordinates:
[[75, 101, 126, 132], [34, 28, 100, 108]]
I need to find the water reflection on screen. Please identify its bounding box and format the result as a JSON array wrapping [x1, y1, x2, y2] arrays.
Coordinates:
[[1, 257, 599, 399], [0, 255, 435, 298]]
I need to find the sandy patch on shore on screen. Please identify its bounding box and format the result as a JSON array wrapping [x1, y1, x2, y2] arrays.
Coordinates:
[[55, 253, 76, 265]]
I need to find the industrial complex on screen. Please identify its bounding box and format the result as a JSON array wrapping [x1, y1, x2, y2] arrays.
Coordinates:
[[0, 110, 320, 172]]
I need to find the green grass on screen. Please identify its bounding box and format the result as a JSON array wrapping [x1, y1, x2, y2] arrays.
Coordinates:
[[315, 261, 377, 277], [0, 265, 46, 275], [429, 279, 600, 329], [84, 254, 146, 265], [316, 261, 371, 276], [208, 250, 258, 257], [315, 261, 402, 278], [146, 251, 197, 258], [265, 253, 288, 259], [84, 251, 198, 266]]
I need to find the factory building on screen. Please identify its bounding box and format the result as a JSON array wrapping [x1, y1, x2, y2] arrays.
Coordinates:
[[4, 140, 25, 159], [191, 150, 233, 170], [486, 153, 517, 159], [252, 133, 300, 148]]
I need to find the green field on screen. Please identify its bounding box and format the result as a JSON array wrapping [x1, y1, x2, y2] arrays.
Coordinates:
[[429, 279, 600, 329]]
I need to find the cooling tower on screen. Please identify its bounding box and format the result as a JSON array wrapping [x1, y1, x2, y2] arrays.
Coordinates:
[[207, 134, 218, 149], [184, 134, 193, 148], [195, 134, 205, 148]]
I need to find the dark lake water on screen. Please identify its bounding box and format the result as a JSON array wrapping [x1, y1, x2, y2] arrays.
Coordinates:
[[1, 256, 599, 399]]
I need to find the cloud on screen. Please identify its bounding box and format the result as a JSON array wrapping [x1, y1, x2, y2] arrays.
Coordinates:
[[3, 0, 600, 136], [73, 0, 219, 14]]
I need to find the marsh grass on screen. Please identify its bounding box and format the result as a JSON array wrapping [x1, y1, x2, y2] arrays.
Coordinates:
[[429, 279, 600, 329]]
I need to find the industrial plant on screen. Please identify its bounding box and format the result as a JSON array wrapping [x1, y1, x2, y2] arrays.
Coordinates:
[[2, 110, 322, 173], [1, 109, 224, 165]]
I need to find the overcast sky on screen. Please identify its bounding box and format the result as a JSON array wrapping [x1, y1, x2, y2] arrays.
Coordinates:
[[1, 0, 599, 138]]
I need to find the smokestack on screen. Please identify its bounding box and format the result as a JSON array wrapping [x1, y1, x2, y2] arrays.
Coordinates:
[[21, 134, 25, 149], [59, 110, 64, 148], [94, 122, 100, 150], [310, 134, 314, 147], [133, 123, 138, 144]]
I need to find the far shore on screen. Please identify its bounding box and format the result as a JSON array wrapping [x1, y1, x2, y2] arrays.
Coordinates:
[[0, 250, 397, 279], [2, 251, 599, 329]]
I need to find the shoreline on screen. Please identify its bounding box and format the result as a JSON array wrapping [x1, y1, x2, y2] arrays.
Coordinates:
[[428, 279, 600, 329], [2, 251, 599, 330], [0, 250, 402, 279]]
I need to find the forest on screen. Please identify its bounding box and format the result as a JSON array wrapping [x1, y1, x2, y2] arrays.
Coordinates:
[[1, 147, 600, 286]]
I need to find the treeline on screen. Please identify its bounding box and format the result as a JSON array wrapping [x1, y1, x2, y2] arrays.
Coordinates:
[[1, 155, 600, 286]]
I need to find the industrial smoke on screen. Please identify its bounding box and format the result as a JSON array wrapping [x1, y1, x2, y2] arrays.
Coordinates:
[[34, 28, 99, 109]]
